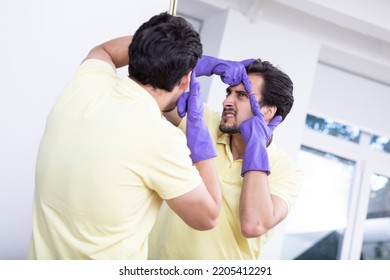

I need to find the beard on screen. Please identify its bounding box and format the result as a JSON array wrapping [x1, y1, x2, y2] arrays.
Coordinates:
[[219, 122, 240, 134], [162, 104, 176, 113], [219, 108, 240, 134]]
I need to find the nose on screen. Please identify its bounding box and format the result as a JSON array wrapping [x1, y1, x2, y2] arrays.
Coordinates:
[[223, 93, 235, 107]]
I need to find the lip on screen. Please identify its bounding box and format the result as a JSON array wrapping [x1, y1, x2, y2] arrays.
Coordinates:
[[222, 109, 236, 117], [222, 109, 236, 122]]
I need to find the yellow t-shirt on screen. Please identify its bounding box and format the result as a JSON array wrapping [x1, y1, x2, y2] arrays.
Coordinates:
[[148, 106, 304, 259], [28, 59, 201, 259]]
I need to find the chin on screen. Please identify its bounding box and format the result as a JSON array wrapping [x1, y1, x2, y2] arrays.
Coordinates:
[[219, 124, 239, 134]]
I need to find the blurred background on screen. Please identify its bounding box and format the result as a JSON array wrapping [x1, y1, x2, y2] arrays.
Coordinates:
[[1, 0, 389, 259]]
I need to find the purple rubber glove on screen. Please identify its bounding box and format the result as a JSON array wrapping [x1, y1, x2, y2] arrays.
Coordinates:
[[239, 93, 282, 176], [194, 55, 255, 93], [177, 72, 216, 163]]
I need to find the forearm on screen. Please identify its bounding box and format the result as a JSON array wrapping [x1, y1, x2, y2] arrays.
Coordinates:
[[83, 36, 133, 69], [194, 159, 222, 218], [239, 170, 287, 238]]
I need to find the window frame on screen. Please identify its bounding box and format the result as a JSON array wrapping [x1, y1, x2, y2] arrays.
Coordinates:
[[299, 123, 390, 259]]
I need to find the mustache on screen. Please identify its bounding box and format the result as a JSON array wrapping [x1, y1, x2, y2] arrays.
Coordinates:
[[222, 108, 236, 116]]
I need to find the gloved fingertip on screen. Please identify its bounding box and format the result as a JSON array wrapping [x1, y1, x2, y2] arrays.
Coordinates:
[[269, 115, 283, 127], [177, 106, 186, 118], [177, 104, 186, 118], [220, 75, 232, 86], [240, 58, 256, 67], [177, 91, 189, 118], [241, 75, 252, 93], [249, 93, 262, 116], [244, 83, 252, 94]]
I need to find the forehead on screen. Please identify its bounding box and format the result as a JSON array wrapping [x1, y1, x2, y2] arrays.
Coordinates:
[[229, 73, 264, 98], [248, 74, 264, 90]]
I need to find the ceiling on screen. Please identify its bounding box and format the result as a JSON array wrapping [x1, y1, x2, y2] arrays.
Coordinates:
[[177, 0, 390, 86]]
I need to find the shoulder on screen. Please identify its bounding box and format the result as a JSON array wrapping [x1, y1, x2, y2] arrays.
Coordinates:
[[269, 143, 302, 173], [268, 142, 304, 209], [76, 59, 116, 76]]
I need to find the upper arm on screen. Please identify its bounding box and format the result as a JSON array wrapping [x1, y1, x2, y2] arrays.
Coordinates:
[[166, 181, 218, 231], [82, 36, 133, 70], [83, 46, 116, 69]]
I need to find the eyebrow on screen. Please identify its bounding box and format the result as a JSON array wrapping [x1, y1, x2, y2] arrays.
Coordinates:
[[227, 87, 248, 94], [226, 86, 261, 98], [236, 90, 249, 95], [229, 88, 260, 96]]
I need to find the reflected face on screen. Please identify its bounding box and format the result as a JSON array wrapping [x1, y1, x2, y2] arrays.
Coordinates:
[[219, 74, 264, 134]]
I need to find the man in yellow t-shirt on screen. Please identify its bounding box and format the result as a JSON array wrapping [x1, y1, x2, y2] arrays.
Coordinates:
[[149, 58, 304, 259], [28, 12, 222, 260]]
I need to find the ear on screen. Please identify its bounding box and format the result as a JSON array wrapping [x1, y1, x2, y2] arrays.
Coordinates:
[[178, 71, 191, 91], [262, 105, 277, 123]]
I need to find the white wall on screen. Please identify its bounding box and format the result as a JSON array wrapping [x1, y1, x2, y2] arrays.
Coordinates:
[[309, 63, 390, 138], [0, 0, 167, 260]]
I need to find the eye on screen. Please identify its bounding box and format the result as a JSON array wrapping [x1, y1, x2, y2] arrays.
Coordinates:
[[237, 91, 249, 98], [226, 88, 232, 96]]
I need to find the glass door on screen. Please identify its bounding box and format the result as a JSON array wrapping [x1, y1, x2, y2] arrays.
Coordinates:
[[280, 114, 390, 260], [360, 172, 390, 259], [281, 146, 356, 259], [346, 156, 390, 260]]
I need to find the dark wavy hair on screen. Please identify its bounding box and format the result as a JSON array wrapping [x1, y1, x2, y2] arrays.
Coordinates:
[[246, 59, 294, 121], [128, 12, 203, 92]]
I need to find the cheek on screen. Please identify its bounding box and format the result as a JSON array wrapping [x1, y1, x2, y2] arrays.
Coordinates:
[[176, 92, 184, 102], [238, 104, 254, 123]]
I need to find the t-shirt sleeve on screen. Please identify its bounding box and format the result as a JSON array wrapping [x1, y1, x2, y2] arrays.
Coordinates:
[[268, 146, 304, 212], [77, 59, 116, 76]]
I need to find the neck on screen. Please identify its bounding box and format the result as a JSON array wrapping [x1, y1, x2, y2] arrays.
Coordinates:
[[230, 134, 246, 160], [230, 134, 274, 160], [141, 84, 171, 112]]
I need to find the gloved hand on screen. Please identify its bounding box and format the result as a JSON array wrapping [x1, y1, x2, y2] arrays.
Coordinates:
[[194, 55, 255, 93], [177, 72, 216, 162], [239, 93, 282, 176]]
